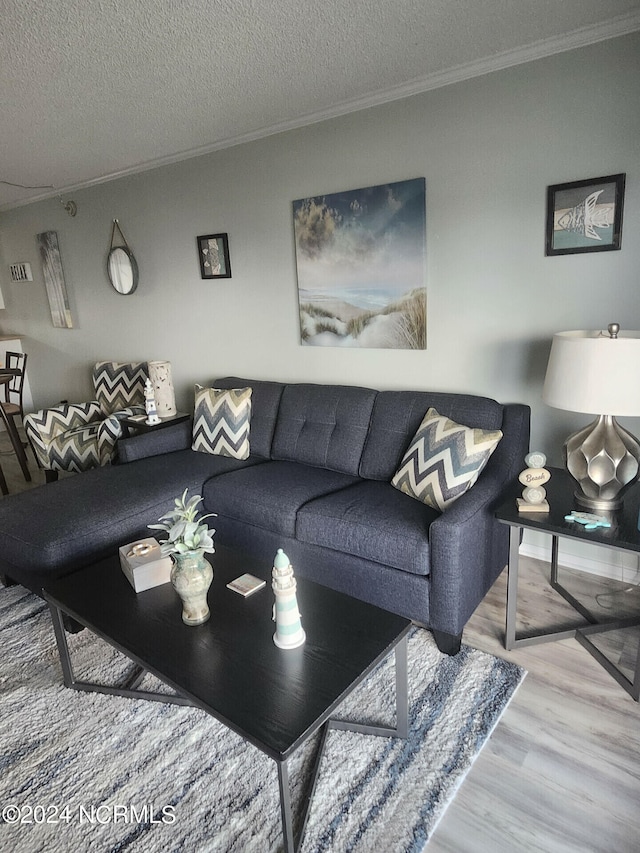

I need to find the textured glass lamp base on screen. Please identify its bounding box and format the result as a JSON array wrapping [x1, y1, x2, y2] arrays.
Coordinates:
[[565, 415, 640, 512]]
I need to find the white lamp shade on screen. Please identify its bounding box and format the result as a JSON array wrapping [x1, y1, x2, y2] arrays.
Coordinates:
[[542, 329, 640, 417]]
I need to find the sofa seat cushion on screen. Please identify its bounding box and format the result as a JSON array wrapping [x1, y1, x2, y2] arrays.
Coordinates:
[[202, 461, 360, 537], [296, 480, 438, 576], [0, 449, 264, 579]]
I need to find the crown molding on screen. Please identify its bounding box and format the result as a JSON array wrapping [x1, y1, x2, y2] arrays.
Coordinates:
[[2, 10, 639, 213]]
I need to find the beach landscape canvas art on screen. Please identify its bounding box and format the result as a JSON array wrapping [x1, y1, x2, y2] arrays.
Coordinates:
[[293, 178, 426, 348]]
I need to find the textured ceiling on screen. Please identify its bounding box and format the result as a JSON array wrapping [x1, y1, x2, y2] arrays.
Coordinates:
[[2, 0, 640, 210]]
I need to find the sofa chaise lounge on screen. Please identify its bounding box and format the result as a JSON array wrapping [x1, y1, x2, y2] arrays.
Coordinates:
[[0, 377, 530, 654]]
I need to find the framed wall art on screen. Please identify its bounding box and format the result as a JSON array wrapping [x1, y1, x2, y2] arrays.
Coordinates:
[[292, 177, 426, 349], [197, 233, 231, 279], [545, 173, 625, 256], [36, 230, 74, 328]]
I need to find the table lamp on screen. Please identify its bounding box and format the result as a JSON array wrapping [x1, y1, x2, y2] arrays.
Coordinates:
[[542, 323, 640, 511]]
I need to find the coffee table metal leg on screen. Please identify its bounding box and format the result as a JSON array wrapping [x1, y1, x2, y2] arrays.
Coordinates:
[[331, 633, 409, 738], [49, 602, 76, 687], [47, 602, 193, 706], [275, 635, 409, 852], [277, 759, 296, 853]]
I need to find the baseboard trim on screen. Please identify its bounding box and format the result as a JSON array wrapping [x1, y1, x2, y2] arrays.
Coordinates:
[[520, 537, 640, 585]]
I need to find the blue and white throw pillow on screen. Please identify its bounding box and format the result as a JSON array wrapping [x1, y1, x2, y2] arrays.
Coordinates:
[[391, 408, 502, 511], [192, 386, 252, 460]]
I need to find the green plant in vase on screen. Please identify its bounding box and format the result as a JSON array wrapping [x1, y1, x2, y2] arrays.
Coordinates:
[[149, 489, 217, 625]]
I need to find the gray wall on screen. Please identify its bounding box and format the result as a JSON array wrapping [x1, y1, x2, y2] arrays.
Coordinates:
[[1, 33, 639, 466]]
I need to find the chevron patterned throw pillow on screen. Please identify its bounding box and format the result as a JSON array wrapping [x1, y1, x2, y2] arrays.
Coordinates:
[[391, 408, 502, 511], [192, 386, 252, 460]]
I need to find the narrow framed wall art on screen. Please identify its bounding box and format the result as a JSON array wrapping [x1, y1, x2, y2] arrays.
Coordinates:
[[197, 233, 231, 279], [36, 230, 73, 328]]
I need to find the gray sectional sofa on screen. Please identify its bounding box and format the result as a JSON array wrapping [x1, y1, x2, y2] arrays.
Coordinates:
[[0, 377, 529, 654]]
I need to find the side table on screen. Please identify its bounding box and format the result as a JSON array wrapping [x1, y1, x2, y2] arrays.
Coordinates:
[[120, 411, 190, 437], [495, 467, 640, 701]]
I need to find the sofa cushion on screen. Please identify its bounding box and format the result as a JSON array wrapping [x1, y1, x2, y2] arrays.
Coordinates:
[[192, 385, 252, 459], [202, 460, 359, 537], [271, 383, 377, 475], [210, 377, 284, 459], [391, 408, 503, 510], [296, 480, 436, 576], [0, 449, 264, 581], [359, 390, 505, 481], [92, 361, 148, 416]]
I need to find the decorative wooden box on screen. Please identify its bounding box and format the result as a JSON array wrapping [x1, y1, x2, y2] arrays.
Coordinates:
[[118, 537, 172, 593]]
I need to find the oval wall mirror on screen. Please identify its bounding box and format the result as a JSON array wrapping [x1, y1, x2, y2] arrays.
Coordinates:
[[107, 246, 138, 295]]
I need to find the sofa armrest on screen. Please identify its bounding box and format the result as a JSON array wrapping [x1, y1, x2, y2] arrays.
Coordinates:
[[117, 418, 193, 463], [427, 403, 530, 636]]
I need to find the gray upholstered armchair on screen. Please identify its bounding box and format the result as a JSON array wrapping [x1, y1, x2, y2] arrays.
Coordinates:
[[24, 361, 148, 481]]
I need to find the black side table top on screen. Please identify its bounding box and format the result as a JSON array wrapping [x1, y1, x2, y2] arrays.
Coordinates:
[[495, 467, 640, 554], [120, 411, 190, 434]]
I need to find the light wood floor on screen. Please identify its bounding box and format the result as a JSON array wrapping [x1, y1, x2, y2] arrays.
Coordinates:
[[2, 434, 639, 851], [431, 558, 640, 853]]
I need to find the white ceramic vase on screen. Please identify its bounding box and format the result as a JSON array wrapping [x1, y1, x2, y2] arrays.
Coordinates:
[[171, 549, 213, 625], [148, 360, 176, 418]]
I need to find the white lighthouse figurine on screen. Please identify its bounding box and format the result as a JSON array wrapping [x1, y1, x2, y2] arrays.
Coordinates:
[[144, 378, 161, 425], [272, 549, 306, 649]]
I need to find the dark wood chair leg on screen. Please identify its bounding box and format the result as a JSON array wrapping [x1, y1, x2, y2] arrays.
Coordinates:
[[0, 460, 7, 496], [0, 405, 31, 482]]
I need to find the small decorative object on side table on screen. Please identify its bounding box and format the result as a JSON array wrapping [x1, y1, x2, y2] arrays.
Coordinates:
[[144, 377, 161, 425], [148, 489, 217, 626], [272, 548, 306, 649], [564, 510, 611, 530], [516, 451, 551, 513], [542, 323, 640, 511], [148, 360, 177, 418]]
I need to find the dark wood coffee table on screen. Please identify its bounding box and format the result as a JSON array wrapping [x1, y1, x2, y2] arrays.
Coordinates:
[[44, 545, 411, 852]]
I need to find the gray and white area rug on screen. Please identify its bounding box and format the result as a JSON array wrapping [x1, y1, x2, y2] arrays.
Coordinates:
[[0, 586, 525, 852]]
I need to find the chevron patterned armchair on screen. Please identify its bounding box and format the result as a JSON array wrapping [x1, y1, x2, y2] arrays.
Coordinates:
[[24, 361, 148, 481]]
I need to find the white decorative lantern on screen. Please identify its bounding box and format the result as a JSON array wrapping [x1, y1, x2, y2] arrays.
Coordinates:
[[272, 549, 305, 649], [144, 378, 161, 425], [148, 360, 176, 418]]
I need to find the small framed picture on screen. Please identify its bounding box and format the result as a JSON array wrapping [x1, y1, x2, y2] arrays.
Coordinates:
[[545, 174, 625, 256], [197, 233, 231, 279]]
